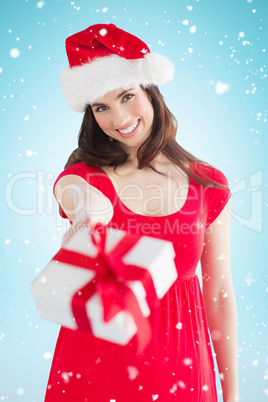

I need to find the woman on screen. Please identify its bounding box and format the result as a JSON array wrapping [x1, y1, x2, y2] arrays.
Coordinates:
[[46, 23, 238, 401]]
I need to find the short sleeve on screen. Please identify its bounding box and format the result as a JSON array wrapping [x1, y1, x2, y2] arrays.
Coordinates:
[[205, 167, 231, 229], [53, 162, 99, 219]]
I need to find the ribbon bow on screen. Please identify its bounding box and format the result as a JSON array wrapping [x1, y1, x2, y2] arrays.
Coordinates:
[[53, 224, 158, 354]]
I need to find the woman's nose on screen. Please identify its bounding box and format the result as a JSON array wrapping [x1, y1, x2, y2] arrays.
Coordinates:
[[112, 107, 130, 128]]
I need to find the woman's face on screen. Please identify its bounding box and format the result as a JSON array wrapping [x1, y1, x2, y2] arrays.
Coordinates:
[[91, 86, 154, 151]]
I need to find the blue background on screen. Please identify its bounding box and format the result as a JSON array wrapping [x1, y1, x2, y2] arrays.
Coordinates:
[[0, 0, 267, 400]]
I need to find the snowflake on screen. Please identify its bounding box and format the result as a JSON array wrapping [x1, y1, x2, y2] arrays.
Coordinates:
[[43, 352, 52, 359], [99, 29, 108, 37], [10, 48, 20, 58], [127, 366, 139, 380], [189, 26, 197, 34], [215, 81, 231, 94], [176, 322, 183, 330], [37, 1, 45, 8]]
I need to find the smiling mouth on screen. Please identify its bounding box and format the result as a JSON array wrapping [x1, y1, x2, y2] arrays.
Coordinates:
[[116, 119, 140, 134]]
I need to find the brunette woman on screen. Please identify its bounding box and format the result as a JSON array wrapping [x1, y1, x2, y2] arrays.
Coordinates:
[[45, 23, 238, 402]]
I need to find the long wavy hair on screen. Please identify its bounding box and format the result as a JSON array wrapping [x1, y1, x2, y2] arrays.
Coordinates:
[[64, 85, 228, 189]]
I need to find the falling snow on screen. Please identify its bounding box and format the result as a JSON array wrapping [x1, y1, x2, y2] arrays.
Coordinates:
[[43, 351, 52, 359], [169, 382, 177, 394], [215, 81, 231, 94], [176, 322, 183, 330], [127, 366, 139, 380], [39, 275, 47, 283], [189, 25, 197, 34], [61, 372, 71, 383], [244, 272, 255, 286], [99, 29, 108, 37], [37, 1, 45, 8], [26, 150, 37, 157], [10, 48, 20, 58], [183, 357, 193, 366]]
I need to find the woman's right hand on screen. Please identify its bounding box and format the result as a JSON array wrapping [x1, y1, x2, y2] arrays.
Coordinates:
[[54, 174, 114, 227]]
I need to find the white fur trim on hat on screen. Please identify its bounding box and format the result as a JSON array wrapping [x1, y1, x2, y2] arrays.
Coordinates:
[[61, 53, 174, 112]]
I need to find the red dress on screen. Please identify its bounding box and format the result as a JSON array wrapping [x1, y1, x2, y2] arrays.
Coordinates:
[[45, 162, 231, 402]]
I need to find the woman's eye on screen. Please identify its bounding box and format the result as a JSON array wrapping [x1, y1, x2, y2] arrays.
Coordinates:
[[123, 93, 134, 102], [96, 106, 108, 112]]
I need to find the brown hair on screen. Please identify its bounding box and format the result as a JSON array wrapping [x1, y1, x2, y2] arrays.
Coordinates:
[[64, 86, 229, 189]]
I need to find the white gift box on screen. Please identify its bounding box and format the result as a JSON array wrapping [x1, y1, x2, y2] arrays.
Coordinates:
[[31, 228, 178, 346]]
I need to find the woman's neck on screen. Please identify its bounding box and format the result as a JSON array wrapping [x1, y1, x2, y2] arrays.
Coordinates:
[[124, 150, 172, 170]]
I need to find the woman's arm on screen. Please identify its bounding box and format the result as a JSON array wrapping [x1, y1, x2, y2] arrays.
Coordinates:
[[54, 174, 114, 226], [200, 200, 239, 402]]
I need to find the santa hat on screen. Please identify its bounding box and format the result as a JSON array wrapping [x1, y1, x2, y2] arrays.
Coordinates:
[[61, 23, 175, 112]]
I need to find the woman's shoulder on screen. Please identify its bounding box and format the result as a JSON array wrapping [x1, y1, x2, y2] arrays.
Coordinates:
[[190, 161, 229, 187], [57, 162, 107, 181], [54, 162, 103, 191], [63, 161, 100, 174]]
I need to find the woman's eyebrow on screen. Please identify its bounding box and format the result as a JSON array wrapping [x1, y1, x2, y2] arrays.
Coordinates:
[[116, 88, 134, 99], [91, 103, 106, 107], [91, 88, 134, 108], [91, 101, 106, 108]]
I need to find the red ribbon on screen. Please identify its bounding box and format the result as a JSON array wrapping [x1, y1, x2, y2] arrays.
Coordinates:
[[53, 225, 158, 354]]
